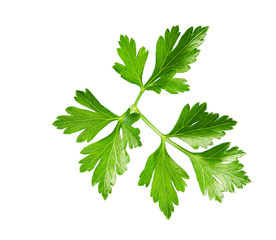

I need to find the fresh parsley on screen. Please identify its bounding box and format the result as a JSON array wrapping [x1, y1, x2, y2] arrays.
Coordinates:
[[53, 25, 251, 219]]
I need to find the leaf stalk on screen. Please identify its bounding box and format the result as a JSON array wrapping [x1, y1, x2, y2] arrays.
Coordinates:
[[132, 104, 192, 157], [133, 88, 145, 107]]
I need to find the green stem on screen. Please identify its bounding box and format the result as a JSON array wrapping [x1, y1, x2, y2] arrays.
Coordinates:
[[134, 107, 192, 156], [129, 84, 192, 157], [139, 111, 164, 138], [133, 88, 145, 107], [165, 137, 191, 156]]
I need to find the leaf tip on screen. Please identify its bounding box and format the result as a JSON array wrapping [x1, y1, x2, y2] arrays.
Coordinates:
[[138, 179, 143, 186], [79, 166, 86, 173], [75, 89, 83, 97], [163, 210, 172, 220], [102, 193, 108, 200], [52, 120, 58, 126], [204, 26, 210, 32]]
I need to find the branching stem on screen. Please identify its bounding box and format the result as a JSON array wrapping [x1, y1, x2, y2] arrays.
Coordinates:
[[131, 101, 192, 157]]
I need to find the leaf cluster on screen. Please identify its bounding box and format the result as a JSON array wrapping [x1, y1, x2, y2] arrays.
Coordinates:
[[53, 25, 250, 219]]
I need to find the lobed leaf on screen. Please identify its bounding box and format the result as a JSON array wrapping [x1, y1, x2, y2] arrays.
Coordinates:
[[167, 102, 237, 149], [53, 89, 118, 142], [145, 25, 208, 93], [79, 123, 130, 199], [188, 142, 251, 202], [139, 140, 189, 219], [113, 35, 148, 88]]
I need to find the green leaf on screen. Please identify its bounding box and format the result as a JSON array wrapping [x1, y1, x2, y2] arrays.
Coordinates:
[[188, 142, 251, 202], [146, 70, 190, 94], [167, 102, 237, 149], [113, 35, 148, 88], [145, 25, 208, 92], [138, 140, 189, 219], [74, 88, 117, 118], [53, 89, 118, 142], [121, 109, 142, 149], [79, 123, 130, 199], [150, 25, 181, 77]]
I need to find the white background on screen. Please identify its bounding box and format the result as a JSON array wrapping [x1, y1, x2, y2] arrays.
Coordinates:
[[1, 0, 275, 239]]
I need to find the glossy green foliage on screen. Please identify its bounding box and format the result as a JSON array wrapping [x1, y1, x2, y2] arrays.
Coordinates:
[[113, 35, 148, 87], [139, 140, 189, 219], [188, 143, 251, 202], [79, 123, 130, 199], [54, 25, 250, 220], [145, 25, 208, 93], [53, 89, 118, 142], [54, 90, 142, 199], [168, 102, 237, 149]]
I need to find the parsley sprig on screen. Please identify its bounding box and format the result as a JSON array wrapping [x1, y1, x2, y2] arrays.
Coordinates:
[[53, 25, 250, 219]]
